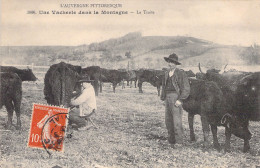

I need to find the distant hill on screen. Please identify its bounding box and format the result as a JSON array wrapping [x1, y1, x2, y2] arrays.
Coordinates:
[[0, 32, 259, 70]]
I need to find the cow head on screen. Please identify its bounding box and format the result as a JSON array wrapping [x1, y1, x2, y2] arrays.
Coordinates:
[[196, 63, 221, 80], [235, 72, 260, 121], [20, 68, 37, 81], [196, 63, 233, 92], [221, 113, 252, 140], [185, 70, 195, 77], [196, 63, 206, 79], [195, 72, 205, 80]]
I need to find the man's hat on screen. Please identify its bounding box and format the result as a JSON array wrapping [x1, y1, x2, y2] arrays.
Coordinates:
[[77, 75, 94, 83], [77, 79, 94, 83], [164, 53, 181, 65]]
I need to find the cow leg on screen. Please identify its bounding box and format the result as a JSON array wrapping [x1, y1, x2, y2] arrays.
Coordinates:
[[129, 81, 132, 88], [188, 113, 196, 142], [94, 80, 99, 96], [134, 80, 137, 88], [127, 80, 129, 86], [200, 99, 213, 148], [113, 83, 117, 93], [200, 115, 211, 148], [138, 82, 143, 93], [14, 96, 22, 130], [243, 140, 250, 153], [5, 100, 14, 129], [100, 82, 103, 93], [210, 124, 220, 151], [122, 80, 125, 89], [224, 127, 232, 152], [157, 86, 161, 96]]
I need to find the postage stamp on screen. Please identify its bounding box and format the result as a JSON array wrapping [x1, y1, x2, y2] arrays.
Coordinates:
[[28, 104, 69, 153]]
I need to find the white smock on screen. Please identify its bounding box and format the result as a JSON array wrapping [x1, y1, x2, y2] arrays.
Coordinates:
[[70, 83, 97, 117]]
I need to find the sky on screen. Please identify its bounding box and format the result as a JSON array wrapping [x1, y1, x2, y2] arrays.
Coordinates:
[[1, 0, 260, 46]]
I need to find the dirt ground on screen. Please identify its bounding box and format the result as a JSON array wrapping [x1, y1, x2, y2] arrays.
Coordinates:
[[0, 82, 260, 168]]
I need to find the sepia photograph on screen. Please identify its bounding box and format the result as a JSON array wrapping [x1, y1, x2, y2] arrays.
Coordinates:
[[0, 0, 260, 167]]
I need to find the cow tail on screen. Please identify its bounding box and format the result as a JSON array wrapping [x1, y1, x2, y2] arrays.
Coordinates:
[[61, 64, 66, 106]]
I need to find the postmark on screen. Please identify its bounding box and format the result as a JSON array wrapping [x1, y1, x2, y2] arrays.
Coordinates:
[[28, 104, 69, 154]]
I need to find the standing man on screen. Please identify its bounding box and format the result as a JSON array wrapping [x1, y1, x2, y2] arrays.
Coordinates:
[[161, 53, 190, 147]]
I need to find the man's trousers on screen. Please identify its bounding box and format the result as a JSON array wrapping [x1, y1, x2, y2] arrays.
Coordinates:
[[69, 108, 87, 129], [165, 92, 183, 144]]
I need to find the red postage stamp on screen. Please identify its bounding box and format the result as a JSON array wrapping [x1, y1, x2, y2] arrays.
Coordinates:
[[28, 104, 69, 152]]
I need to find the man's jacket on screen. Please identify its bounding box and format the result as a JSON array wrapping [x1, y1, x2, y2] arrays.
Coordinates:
[[70, 83, 97, 117], [160, 68, 190, 101]]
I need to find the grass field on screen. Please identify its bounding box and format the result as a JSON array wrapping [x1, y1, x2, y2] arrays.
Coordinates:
[[0, 82, 260, 168]]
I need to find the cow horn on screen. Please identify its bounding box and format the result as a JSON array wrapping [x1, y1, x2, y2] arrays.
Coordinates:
[[221, 113, 232, 125], [198, 63, 205, 74], [223, 64, 228, 72], [239, 74, 252, 85]]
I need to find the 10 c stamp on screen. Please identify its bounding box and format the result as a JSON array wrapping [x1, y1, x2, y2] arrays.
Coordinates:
[[28, 104, 69, 153]]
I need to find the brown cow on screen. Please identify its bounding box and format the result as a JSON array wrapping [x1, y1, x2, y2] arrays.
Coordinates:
[[100, 68, 128, 93], [138, 69, 164, 96], [0, 72, 22, 130], [0, 66, 37, 81], [44, 62, 82, 107]]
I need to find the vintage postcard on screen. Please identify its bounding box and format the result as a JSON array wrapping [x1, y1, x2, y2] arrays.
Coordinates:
[[0, 0, 259, 167]]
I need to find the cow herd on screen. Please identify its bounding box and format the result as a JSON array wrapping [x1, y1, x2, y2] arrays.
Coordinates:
[[0, 62, 259, 153]]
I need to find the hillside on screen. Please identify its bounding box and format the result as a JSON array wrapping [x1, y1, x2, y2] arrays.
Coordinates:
[[0, 32, 258, 69]]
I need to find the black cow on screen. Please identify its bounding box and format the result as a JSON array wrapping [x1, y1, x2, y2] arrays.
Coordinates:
[[0, 72, 22, 130], [194, 64, 259, 152], [235, 72, 260, 121], [82, 66, 101, 96], [221, 70, 253, 90], [196, 64, 256, 104], [196, 63, 252, 91], [183, 78, 252, 152], [138, 69, 164, 96], [100, 68, 128, 93], [0, 66, 37, 81], [44, 62, 82, 107]]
